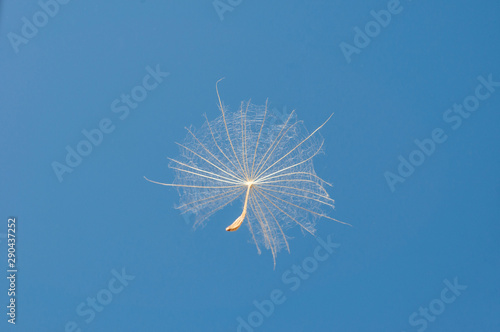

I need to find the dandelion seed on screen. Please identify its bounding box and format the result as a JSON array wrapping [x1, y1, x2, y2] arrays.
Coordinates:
[[145, 79, 349, 265]]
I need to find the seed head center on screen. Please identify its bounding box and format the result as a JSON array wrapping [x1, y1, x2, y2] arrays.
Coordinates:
[[245, 180, 255, 187]]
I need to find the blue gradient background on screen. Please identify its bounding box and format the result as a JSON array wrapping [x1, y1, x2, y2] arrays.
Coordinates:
[[1, 1, 499, 331]]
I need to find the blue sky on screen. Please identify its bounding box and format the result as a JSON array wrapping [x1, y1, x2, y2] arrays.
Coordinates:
[[1, 1, 499, 331]]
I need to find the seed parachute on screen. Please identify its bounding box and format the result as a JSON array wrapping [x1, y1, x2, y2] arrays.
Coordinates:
[[145, 79, 349, 265]]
